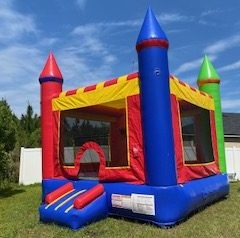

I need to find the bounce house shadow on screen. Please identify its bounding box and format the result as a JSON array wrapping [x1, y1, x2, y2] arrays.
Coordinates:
[[178, 196, 228, 227], [0, 186, 25, 198], [109, 196, 228, 229]]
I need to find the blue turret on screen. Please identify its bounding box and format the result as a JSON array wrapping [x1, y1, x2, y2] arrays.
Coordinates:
[[136, 7, 177, 186]]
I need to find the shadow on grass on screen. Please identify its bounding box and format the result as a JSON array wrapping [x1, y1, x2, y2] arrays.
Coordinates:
[[0, 186, 25, 198]]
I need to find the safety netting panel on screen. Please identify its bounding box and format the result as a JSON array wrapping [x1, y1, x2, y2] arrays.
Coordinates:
[[59, 102, 128, 179], [61, 116, 110, 179], [62, 117, 110, 165], [180, 101, 215, 165]]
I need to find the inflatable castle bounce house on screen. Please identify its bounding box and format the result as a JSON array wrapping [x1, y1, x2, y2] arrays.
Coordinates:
[[39, 8, 229, 229]]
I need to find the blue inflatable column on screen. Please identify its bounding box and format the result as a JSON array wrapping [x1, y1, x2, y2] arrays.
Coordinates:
[[136, 8, 177, 186]]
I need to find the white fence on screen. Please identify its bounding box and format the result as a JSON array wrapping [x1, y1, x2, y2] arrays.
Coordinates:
[[225, 146, 240, 181], [19, 147, 42, 185], [19, 146, 240, 185]]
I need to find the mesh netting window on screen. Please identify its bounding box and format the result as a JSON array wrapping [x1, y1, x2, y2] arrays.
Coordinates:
[[181, 116, 198, 162], [59, 105, 128, 178], [61, 117, 110, 166], [180, 101, 215, 164]]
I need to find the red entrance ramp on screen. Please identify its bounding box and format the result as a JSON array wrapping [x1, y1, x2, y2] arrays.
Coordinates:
[[39, 183, 108, 230]]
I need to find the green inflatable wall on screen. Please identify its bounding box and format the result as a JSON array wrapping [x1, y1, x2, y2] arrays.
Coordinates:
[[197, 55, 227, 173]]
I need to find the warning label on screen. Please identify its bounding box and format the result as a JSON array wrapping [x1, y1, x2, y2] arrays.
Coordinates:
[[111, 194, 132, 210], [131, 194, 155, 215], [111, 193, 155, 216]]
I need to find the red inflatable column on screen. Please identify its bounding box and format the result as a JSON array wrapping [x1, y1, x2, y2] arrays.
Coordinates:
[[39, 52, 63, 179]]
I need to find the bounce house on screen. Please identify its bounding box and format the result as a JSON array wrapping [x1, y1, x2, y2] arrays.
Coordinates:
[[39, 8, 229, 229]]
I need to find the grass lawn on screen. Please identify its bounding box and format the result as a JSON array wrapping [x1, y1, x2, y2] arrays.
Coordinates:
[[0, 182, 239, 238]]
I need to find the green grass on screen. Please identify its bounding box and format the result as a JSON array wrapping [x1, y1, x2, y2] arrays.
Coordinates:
[[0, 182, 240, 238]]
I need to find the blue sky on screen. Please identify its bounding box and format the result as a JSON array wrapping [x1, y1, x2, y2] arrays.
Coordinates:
[[0, 0, 240, 116]]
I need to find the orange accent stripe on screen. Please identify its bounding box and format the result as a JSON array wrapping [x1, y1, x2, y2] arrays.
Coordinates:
[[197, 79, 220, 86], [84, 84, 97, 92]]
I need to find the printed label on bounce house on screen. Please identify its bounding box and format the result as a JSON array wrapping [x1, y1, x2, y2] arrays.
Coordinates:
[[111, 193, 155, 216]]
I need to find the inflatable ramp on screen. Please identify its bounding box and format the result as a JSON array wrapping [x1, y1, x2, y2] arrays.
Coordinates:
[[39, 183, 108, 229]]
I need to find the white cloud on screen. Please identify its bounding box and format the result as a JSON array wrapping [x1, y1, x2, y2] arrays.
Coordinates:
[[218, 60, 240, 72], [0, 1, 37, 43], [39, 38, 59, 47], [75, 0, 87, 10], [0, 45, 44, 116], [72, 12, 193, 35], [198, 19, 216, 27], [200, 9, 222, 17], [0, 2, 42, 116], [0, 45, 42, 81], [0, 1, 120, 116], [204, 35, 240, 55], [174, 55, 217, 75], [70, 23, 117, 60], [158, 13, 194, 24], [57, 31, 117, 89]]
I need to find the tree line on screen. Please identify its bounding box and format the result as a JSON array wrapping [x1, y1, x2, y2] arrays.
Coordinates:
[[0, 99, 40, 184]]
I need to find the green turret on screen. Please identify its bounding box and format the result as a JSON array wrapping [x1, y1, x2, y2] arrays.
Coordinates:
[[197, 55, 226, 173]]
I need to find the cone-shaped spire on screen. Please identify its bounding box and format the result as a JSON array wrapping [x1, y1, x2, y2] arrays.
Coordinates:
[[39, 52, 63, 80], [198, 55, 220, 82], [136, 7, 168, 45]]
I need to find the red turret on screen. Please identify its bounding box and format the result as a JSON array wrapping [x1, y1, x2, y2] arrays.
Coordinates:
[[39, 52, 63, 179]]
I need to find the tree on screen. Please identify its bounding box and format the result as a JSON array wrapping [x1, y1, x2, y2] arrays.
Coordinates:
[[19, 104, 40, 148], [0, 99, 17, 181], [0, 100, 17, 152]]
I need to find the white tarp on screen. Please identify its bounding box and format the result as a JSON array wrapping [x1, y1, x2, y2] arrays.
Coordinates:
[[19, 147, 42, 185]]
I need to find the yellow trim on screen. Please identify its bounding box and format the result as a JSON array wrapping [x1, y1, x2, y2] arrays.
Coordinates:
[[63, 165, 75, 169], [96, 82, 105, 89], [170, 76, 215, 111], [45, 189, 75, 209], [52, 77, 139, 111], [125, 96, 131, 167], [76, 87, 84, 94], [184, 161, 216, 167], [59, 91, 66, 97], [117, 75, 128, 83], [64, 204, 74, 213], [52, 75, 214, 112], [101, 99, 126, 109], [54, 189, 86, 211], [105, 166, 130, 169], [56, 110, 61, 168], [176, 99, 185, 166]]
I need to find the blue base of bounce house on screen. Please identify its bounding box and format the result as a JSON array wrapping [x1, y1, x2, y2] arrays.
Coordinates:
[[39, 174, 229, 229]]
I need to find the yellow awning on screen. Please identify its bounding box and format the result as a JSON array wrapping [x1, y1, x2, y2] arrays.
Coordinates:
[[52, 73, 214, 111]]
